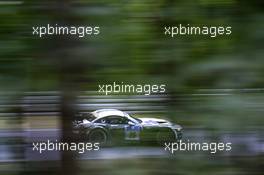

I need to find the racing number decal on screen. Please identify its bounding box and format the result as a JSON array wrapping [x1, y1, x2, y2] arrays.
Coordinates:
[[124, 125, 141, 140]]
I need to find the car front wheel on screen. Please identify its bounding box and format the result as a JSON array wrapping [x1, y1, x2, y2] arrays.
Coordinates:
[[156, 129, 176, 145]]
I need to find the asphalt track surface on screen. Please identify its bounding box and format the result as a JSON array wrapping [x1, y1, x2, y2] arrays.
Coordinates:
[[0, 128, 263, 162]]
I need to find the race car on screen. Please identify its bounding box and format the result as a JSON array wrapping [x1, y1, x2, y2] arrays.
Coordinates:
[[73, 109, 182, 145]]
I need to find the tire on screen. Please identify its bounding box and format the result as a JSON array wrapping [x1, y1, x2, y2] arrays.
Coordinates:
[[88, 129, 108, 145], [156, 129, 176, 145]]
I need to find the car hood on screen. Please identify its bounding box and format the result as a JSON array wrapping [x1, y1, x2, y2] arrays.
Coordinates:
[[138, 117, 182, 129]]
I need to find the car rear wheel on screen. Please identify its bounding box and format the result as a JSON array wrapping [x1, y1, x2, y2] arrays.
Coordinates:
[[88, 129, 107, 145]]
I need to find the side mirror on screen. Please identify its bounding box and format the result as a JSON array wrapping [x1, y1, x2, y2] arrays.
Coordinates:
[[128, 121, 135, 126]]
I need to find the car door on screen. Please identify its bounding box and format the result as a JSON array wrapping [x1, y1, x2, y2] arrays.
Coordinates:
[[108, 115, 141, 141], [124, 122, 141, 141], [106, 115, 129, 142]]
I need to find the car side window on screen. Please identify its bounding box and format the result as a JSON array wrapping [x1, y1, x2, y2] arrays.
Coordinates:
[[107, 116, 129, 124], [94, 117, 107, 124]]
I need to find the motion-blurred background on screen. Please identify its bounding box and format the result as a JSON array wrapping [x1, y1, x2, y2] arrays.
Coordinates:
[[0, 0, 263, 175]]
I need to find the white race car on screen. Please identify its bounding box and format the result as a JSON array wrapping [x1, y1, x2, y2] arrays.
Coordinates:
[[73, 109, 182, 145]]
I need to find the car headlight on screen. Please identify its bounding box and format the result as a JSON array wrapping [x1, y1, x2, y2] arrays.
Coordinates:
[[176, 128, 181, 131]]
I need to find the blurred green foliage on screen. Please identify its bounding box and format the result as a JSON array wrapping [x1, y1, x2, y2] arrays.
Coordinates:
[[0, 1, 264, 175], [0, 0, 264, 130]]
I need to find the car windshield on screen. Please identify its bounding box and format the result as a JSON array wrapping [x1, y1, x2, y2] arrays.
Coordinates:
[[130, 115, 142, 123]]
